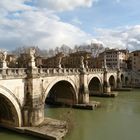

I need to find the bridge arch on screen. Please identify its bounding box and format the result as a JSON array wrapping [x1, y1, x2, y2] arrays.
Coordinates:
[[88, 76, 103, 95], [108, 75, 116, 91], [44, 78, 78, 105], [0, 86, 22, 127]]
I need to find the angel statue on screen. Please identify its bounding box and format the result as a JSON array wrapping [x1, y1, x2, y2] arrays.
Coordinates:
[[85, 60, 88, 69], [1, 51, 8, 68], [29, 48, 35, 61], [2, 51, 7, 62], [80, 56, 85, 69]]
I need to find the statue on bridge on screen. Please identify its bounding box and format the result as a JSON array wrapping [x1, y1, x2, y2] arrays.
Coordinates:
[[29, 48, 36, 62], [29, 48, 36, 68], [58, 57, 62, 69], [85, 60, 88, 69], [80, 56, 85, 69], [1, 51, 8, 68], [2, 51, 7, 62]]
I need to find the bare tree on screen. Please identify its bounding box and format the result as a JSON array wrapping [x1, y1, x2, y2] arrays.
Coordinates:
[[90, 43, 104, 57], [60, 44, 72, 54], [55, 47, 60, 54], [11, 46, 28, 56], [73, 43, 104, 57]]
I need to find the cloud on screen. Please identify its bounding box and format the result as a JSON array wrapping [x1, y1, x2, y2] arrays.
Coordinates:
[[94, 25, 140, 50], [0, 0, 97, 50], [34, 0, 97, 12], [0, 8, 92, 50], [0, 0, 139, 51], [0, 0, 33, 15]]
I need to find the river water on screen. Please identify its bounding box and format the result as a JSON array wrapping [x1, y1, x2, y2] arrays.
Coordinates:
[[0, 89, 140, 140]]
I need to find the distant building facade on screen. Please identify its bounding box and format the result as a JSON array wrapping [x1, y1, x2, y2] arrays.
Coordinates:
[[41, 51, 98, 69], [98, 49, 129, 69], [131, 50, 140, 72], [62, 51, 92, 68], [130, 50, 140, 87], [17, 53, 29, 68], [7, 54, 18, 67], [42, 52, 64, 68]]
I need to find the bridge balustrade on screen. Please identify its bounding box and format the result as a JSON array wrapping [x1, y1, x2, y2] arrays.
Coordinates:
[[86, 68, 104, 73], [38, 68, 80, 76], [0, 67, 118, 78], [0, 68, 26, 77]]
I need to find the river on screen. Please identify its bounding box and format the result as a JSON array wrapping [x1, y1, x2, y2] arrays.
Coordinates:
[[0, 89, 140, 140]]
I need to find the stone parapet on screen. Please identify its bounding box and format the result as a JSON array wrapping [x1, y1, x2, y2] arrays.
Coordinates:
[[86, 68, 104, 73], [38, 68, 80, 76], [0, 68, 27, 79]]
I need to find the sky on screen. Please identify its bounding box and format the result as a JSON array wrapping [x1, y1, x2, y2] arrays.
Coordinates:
[[0, 0, 140, 51]]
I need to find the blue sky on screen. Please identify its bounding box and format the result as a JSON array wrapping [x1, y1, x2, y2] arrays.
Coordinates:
[[0, 0, 140, 50], [58, 0, 140, 32]]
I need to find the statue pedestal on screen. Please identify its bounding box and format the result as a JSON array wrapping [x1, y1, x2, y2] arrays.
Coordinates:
[[29, 61, 37, 68], [2, 61, 8, 69], [58, 64, 62, 69]]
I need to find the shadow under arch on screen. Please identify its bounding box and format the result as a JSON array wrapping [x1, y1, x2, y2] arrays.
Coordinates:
[[0, 86, 22, 127], [45, 80, 77, 106], [108, 75, 116, 91], [88, 77, 103, 95]]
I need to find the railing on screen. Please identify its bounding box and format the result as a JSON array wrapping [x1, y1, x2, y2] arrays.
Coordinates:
[[38, 68, 80, 75], [86, 68, 104, 73], [0, 67, 119, 78], [38, 67, 118, 75], [0, 68, 27, 77]]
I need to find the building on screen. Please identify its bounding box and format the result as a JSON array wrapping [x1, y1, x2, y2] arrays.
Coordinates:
[[35, 56, 45, 68], [17, 53, 30, 68], [130, 50, 140, 87], [87, 57, 101, 68], [42, 52, 64, 68], [69, 51, 92, 59], [126, 53, 132, 70], [62, 51, 92, 68], [7, 54, 18, 67], [98, 49, 129, 69], [131, 50, 140, 72]]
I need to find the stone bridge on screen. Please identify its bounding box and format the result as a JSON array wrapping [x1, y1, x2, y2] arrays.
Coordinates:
[[0, 66, 130, 127], [0, 49, 131, 128]]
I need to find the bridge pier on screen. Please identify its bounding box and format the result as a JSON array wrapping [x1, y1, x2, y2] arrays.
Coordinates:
[[117, 69, 122, 89], [78, 71, 89, 104], [21, 48, 44, 126], [103, 68, 111, 93], [103, 83, 111, 93], [23, 50, 45, 126], [22, 103, 44, 126], [23, 71, 45, 126]]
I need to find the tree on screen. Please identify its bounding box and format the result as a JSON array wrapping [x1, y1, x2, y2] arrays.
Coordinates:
[[90, 43, 104, 57], [11, 46, 28, 56], [55, 47, 60, 54], [73, 43, 104, 57], [60, 44, 72, 54]]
